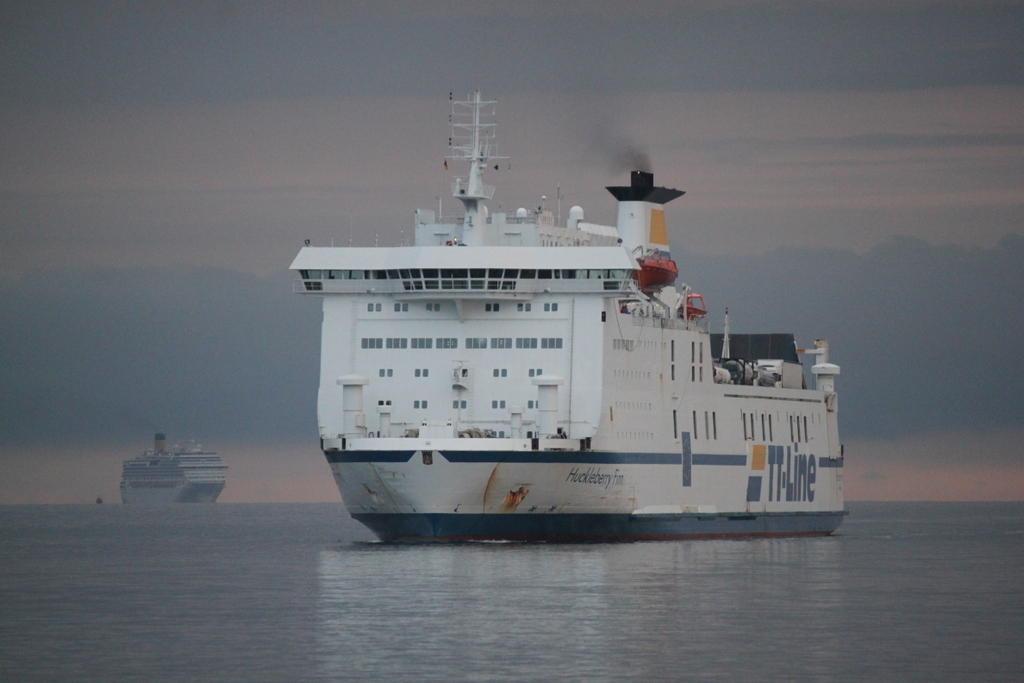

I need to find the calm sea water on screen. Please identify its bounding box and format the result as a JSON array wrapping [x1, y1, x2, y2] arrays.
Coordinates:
[[1, 502, 1021, 682]]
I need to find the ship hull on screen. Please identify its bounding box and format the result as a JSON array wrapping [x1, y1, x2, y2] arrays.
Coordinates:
[[326, 442, 844, 542], [120, 480, 224, 504], [353, 511, 845, 543]]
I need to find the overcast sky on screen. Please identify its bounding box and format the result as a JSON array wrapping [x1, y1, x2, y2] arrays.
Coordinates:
[[1, 1, 1022, 502]]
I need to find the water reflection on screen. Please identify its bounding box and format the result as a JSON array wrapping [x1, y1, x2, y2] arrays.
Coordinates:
[[316, 538, 844, 682]]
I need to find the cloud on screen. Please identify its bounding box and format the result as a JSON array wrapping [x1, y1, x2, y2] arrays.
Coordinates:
[[2, 1, 1024, 108], [0, 267, 322, 446], [3, 86, 1021, 280], [843, 429, 1024, 501]]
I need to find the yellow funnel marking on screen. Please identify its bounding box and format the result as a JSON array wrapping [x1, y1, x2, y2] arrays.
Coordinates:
[[649, 209, 668, 247], [751, 445, 767, 471]]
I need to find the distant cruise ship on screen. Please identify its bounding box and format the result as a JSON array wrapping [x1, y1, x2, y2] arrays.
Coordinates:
[[120, 433, 227, 504]]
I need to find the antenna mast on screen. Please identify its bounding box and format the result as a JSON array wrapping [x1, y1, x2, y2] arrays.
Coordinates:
[[446, 91, 506, 245], [722, 308, 731, 358]]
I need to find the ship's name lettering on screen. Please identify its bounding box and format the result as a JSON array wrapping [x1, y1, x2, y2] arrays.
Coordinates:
[[566, 467, 624, 490], [767, 448, 816, 503]]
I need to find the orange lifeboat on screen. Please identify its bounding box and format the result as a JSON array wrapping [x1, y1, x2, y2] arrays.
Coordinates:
[[633, 254, 678, 293], [682, 293, 707, 320]]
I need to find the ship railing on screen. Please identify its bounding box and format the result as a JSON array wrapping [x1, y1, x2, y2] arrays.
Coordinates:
[[630, 309, 708, 332], [295, 278, 632, 295], [426, 214, 544, 226]]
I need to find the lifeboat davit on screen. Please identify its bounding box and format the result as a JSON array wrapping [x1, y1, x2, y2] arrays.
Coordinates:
[[634, 254, 678, 293]]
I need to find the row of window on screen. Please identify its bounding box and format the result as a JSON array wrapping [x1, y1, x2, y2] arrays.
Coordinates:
[[365, 302, 562, 315], [483, 303, 558, 312], [612, 369, 653, 379], [615, 432, 655, 441], [363, 337, 465, 349], [611, 339, 661, 351], [378, 367, 545, 379], [668, 409, 721, 441], [741, 411, 815, 443], [694, 411, 719, 440], [613, 401, 653, 411], [303, 268, 630, 281], [366, 337, 565, 350], [446, 399, 540, 410]]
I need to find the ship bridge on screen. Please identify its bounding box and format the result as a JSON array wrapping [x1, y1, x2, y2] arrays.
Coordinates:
[[291, 246, 636, 298]]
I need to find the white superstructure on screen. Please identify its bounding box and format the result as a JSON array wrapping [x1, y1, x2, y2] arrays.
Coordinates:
[[291, 92, 844, 541], [120, 433, 227, 504]]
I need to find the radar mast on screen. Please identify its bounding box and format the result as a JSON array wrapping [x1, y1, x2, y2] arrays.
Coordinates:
[[447, 91, 506, 245]]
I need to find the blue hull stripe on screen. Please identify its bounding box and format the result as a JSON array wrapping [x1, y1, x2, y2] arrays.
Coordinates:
[[325, 450, 750, 465], [440, 451, 681, 464], [326, 451, 415, 463], [692, 453, 747, 466], [816, 458, 844, 468], [351, 511, 847, 542]]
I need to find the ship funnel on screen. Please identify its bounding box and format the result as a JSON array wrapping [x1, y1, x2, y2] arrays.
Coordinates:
[[154, 432, 166, 453], [607, 171, 685, 293], [606, 171, 684, 257], [631, 170, 655, 190]]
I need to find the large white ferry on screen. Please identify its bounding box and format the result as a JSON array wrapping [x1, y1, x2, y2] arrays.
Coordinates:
[[120, 433, 227, 504], [291, 92, 844, 541]]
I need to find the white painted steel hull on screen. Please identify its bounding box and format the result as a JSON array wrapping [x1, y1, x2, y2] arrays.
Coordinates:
[[120, 479, 225, 504], [325, 420, 844, 542]]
